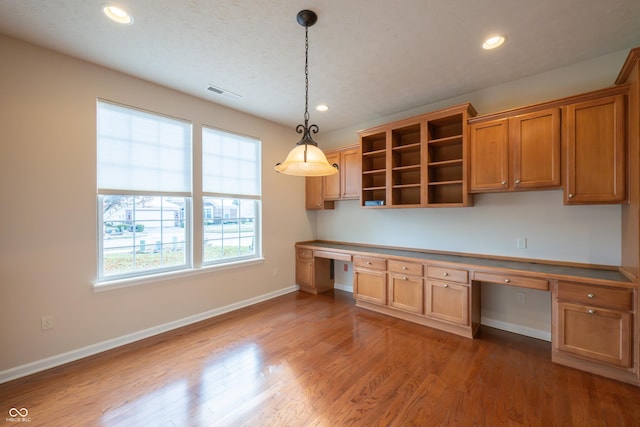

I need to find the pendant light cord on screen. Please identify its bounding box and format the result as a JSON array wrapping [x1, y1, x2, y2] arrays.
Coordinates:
[[304, 25, 310, 125]]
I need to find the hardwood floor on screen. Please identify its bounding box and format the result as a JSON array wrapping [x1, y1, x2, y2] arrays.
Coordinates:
[[2, 290, 640, 426]]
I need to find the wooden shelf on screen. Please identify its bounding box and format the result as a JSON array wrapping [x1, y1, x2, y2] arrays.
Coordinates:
[[359, 103, 476, 208]]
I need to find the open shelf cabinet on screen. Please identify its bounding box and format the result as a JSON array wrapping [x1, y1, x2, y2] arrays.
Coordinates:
[[358, 103, 476, 208]]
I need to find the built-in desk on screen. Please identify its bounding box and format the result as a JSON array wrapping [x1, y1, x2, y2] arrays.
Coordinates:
[[295, 241, 639, 386]]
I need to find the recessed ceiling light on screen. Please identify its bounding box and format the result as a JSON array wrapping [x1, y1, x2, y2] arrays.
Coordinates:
[[316, 104, 329, 112], [482, 35, 506, 50], [103, 4, 134, 25]]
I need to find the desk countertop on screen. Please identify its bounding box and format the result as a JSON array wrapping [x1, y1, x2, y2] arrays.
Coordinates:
[[296, 241, 635, 287]]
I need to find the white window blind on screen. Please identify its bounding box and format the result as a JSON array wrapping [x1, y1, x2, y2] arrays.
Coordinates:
[[202, 127, 260, 196], [97, 101, 192, 194]]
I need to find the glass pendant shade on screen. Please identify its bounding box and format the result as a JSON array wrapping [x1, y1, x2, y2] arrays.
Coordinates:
[[274, 143, 338, 176]]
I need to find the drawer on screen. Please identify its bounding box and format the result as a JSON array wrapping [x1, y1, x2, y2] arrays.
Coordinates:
[[389, 259, 423, 276], [296, 248, 313, 259], [353, 255, 387, 271], [557, 281, 633, 311], [427, 265, 469, 284], [474, 271, 548, 290]]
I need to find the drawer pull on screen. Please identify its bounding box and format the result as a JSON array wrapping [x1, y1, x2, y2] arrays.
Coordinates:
[[504, 278, 511, 283], [443, 272, 449, 277], [402, 276, 407, 280], [587, 309, 595, 315], [443, 284, 449, 288], [366, 261, 372, 265], [402, 266, 408, 270], [587, 293, 595, 299]]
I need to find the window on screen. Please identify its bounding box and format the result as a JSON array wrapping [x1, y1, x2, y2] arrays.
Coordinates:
[[97, 101, 192, 280], [97, 101, 263, 284], [202, 127, 261, 264]]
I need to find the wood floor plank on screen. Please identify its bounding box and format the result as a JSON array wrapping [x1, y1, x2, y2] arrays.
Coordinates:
[[1, 289, 640, 426]]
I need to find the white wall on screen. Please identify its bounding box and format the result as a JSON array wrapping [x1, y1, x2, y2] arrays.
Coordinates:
[[0, 35, 315, 378], [318, 47, 633, 340]]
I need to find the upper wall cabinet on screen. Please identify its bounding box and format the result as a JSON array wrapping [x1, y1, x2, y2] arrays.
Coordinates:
[[323, 146, 361, 201], [305, 145, 360, 210], [564, 90, 627, 205], [359, 103, 477, 208], [469, 107, 561, 192]]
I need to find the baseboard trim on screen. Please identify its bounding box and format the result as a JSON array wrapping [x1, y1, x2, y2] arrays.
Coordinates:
[[334, 283, 353, 293], [481, 317, 551, 342], [0, 285, 299, 384]]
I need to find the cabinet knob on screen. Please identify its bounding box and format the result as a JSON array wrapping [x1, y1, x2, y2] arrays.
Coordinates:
[[366, 261, 371, 265], [443, 284, 449, 288], [568, 193, 575, 198], [402, 266, 408, 270], [504, 278, 511, 283], [443, 272, 449, 277], [587, 293, 595, 299], [587, 309, 596, 315], [402, 276, 408, 280], [501, 181, 507, 185], [515, 179, 521, 185]]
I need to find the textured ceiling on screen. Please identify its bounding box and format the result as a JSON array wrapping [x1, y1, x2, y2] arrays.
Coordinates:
[[1, 0, 640, 132]]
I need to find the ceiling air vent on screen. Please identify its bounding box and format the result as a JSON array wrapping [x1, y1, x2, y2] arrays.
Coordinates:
[[206, 85, 241, 100]]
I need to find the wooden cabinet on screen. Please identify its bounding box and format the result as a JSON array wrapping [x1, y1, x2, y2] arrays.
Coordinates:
[[426, 280, 469, 326], [295, 248, 334, 294], [322, 151, 341, 200], [353, 256, 387, 305], [305, 177, 333, 210], [564, 93, 626, 204], [341, 147, 361, 199], [469, 107, 561, 192], [306, 145, 360, 209], [360, 103, 476, 208], [323, 146, 361, 201], [388, 260, 424, 314], [425, 265, 472, 326], [553, 281, 633, 368]]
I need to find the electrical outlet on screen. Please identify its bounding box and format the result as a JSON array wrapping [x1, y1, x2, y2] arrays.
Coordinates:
[[517, 292, 526, 305], [516, 237, 527, 249], [41, 316, 54, 331], [343, 263, 349, 272]]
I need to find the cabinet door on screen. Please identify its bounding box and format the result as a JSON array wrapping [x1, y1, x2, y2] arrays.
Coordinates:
[[510, 108, 561, 190], [322, 152, 341, 200], [564, 94, 626, 204], [296, 257, 314, 289], [469, 119, 509, 192], [388, 274, 424, 314], [305, 177, 324, 209], [341, 148, 361, 199], [556, 301, 632, 367], [426, 280, 469, 325], [354, 269, 387, 305]]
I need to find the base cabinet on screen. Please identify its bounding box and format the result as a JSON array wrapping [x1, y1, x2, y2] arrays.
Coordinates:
[[388, 259, 424, 314], [353, 256, 387, 305], [295, 248, 334, 294], [426, 280, 469, 326], [556, 301, 632, 367], [552, 280, 637, 384]]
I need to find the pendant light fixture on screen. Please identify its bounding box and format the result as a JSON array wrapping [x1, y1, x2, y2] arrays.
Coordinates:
[[275, 10, 338, 176]]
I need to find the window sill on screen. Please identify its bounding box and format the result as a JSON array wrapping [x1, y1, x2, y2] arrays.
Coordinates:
[[93, 257, 266, 292]]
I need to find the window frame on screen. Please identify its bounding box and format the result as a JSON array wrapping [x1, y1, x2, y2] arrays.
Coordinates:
[[95, 100, 264, 288], [201, 125, 262, 266]]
